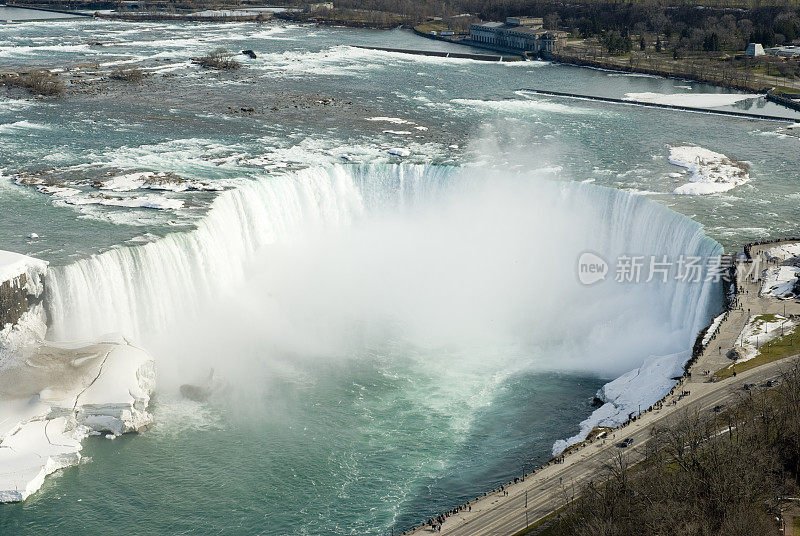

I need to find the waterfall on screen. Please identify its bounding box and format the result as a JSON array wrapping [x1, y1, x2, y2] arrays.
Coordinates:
[[45, 164, 722, 383], [44, 165, 366, 342]]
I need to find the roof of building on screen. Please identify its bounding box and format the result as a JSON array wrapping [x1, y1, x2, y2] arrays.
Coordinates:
[[507, 26, 541, 35], [473, 21, 505, 28], [765, 45, 800, 55]]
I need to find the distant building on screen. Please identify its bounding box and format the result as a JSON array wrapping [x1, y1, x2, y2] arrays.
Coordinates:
[[765, 45, 800, 58], [469, 16, 563, 54], [745, 43, 765, 56]]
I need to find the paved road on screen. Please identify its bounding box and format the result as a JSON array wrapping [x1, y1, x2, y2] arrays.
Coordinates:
[[407, 243, 800, 536]]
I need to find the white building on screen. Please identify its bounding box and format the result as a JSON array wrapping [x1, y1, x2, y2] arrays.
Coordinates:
[[469, 17, 562, 53], [745, 43, 765, 56], [765, 45, 800, 58]]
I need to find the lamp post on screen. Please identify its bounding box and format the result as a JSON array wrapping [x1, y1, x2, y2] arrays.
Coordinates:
[[525, 490, 529, 527]]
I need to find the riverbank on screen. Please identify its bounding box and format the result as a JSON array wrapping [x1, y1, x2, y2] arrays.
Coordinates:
[[409, 27, 800, 101]]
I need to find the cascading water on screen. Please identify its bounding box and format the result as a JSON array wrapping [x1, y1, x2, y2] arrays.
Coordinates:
[[46, 163, 720, 350], [40, 163, 723, 534]]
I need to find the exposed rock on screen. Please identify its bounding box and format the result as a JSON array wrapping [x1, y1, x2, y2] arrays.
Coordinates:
[[727, 346, 747, 361]]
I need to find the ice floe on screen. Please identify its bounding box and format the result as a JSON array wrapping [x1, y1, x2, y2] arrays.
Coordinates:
[[669, 145, 750, 195], [60, 193, 185, 210], [97, 171, 224, 193], [366, 117, 413, 125]]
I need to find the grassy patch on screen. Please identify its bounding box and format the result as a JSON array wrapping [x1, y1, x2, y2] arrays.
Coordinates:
[[715, 324, 800, 379], [512, 501, 574, 536], [415, 21, 449, 33]]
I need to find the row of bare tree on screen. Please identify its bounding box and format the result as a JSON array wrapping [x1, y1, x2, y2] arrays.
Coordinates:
[[542, 364, 800, 536]]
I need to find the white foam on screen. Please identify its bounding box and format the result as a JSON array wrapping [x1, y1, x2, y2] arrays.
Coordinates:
[[452, 94, 595, 115], [0, 121, 50, 134], [0, 99, 35, 113]]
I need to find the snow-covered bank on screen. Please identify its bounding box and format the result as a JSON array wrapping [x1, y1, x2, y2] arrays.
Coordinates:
[[552, 351, 688, 455], [731, 314, 795, 364], [669, 145, 750, 195], [0, 250, 47, 300], [761, 266, 800, 299], [0, 251, 48, 363], [763, 243, 800, 262], [0, 336, 154, 502]]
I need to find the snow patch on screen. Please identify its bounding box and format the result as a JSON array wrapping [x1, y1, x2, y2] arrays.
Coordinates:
[[730, 314, 795, 363], [763, 243, 800, 262], [624, 92, 762, 108], [97, 171, 225, 193], [669, 145, 750, 195], [761, 266, 800, 299]]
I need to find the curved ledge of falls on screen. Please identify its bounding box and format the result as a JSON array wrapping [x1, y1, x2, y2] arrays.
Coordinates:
[[43, 163, 723, 453]]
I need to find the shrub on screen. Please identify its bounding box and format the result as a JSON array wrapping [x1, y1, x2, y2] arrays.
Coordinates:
[[110, 66, 146, 82], [194, 49, 241, 70], [1, 70, 64, 97]]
